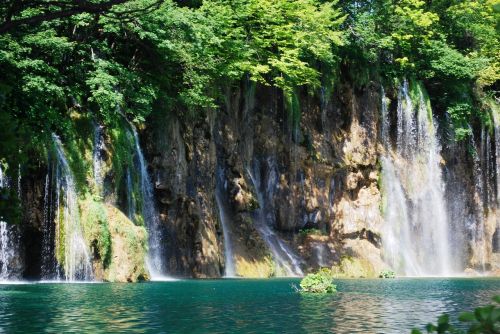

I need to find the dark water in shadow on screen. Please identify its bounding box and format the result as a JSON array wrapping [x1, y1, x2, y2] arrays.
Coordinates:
[[0, 278, 498, 333]]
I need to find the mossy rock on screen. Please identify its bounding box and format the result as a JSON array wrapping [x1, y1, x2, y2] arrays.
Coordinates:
[[104, 205, 149, 282], [80, 198, 148, 282], [235, 254, 275, 278]]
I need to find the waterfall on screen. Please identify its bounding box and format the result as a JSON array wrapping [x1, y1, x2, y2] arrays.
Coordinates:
[[494, 111, 500, 206], [125, 168, 136, 222], [493, 111, 500, 253], [380, 81, 454, 276], [52, 134, 93, 281], [312, 242, 328, 268], [41, 171, 57, 279], [215, 166, 236, 277], [127, 123, 166, 279], [0, 166, 21, 281], [92, 122, 106, 195], [247, 163, 303, 277], [471, 130, 488, 270]]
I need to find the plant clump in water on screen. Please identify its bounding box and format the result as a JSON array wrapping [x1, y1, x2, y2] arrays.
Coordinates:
[[298, 268, 336, 293], [379, 270, 396, 279]]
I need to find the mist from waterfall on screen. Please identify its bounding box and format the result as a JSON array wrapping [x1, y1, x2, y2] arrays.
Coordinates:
[[247, 161, 303, 277], [51, 134, 93, 281], [380, 81, 454, 276]]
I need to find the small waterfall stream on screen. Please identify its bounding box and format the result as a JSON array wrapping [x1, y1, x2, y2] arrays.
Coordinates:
[[127, 123, 166, 279], [92, 122, 106, 195], [215, 166, 236, 277], [380, 81, 454, 276], [41, 171, 58, 279], [247, 164, 303, 277], [52, 134, 93, 281]]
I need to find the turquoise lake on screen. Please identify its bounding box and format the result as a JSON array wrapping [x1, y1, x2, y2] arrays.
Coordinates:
[[0, 278, 498, 333]]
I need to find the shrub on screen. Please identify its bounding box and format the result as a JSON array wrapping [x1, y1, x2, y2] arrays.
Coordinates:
[[299, 268, 336, 293], [411, 296, 500, 334], [379, 270, 396, 279], [299, 228, 323, 237]]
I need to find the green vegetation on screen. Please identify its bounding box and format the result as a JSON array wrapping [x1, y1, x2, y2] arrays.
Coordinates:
[[411, 296, 500, 334], [299, 268, 336, 293], [299, 228, 323, 237], [81, 197, 112, 268], [0, 0, 498, 220], [379, 269, 396, 279]]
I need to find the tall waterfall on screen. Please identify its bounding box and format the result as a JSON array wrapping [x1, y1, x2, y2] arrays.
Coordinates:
[[493, 110, 500, 255], [0, 165, 21, 280], [215, 166, 236, 277], [52, 134, 93, 281], [127, 124, 165, 279], [247, 162, 303, 277], [494, 110, 500, 206], [41, 171, 57, 279], [0, 166, 13, 280], [380, 81, 454, 276]]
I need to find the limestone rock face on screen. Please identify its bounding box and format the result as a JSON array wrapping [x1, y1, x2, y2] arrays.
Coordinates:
[[13, 80, 499, 280], [335, 184, 383, 236], [140, 82, 388, 277], [145, 112, 224, 278], [104, 205, 148, 282]]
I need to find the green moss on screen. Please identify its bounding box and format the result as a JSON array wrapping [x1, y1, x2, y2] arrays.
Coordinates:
[[62, 112, 94, 195], [104, 205, 148, 282], [80, 197, 112, 268], [107, 118, 143, 224], [108, 118, 134, 190], [285, 90, 301, 137]]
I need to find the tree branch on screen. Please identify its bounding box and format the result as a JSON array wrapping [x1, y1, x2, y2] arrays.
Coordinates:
[[0, 0, 161, 34]]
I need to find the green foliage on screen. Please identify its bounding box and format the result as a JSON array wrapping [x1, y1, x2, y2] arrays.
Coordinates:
[[299, 228, 323, 237], [379, 270, 396, 279], [299, 268, 336, 293], [411, 296, 500, 334], [0, 0, 498, 171], [81, 197, 112, 268]]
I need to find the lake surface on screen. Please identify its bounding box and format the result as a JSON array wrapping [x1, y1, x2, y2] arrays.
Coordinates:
[[0, 278, 498, 333]]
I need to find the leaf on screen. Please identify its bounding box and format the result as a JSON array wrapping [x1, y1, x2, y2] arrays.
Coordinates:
[[458, 312, 475, 322]]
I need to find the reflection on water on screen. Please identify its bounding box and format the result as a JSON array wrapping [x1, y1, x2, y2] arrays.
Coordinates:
[[0, 279, 498, 333]]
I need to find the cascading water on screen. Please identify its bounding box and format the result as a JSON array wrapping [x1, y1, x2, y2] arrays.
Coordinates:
[[494, 111, 500, 206], [247, 162, 303, 277], [41, 171, 57, 279], [127, 123, 166, 279], [312, 242, 328, 268], [493, 110, 500, 255], [0, 165, 21, 281], [52, 134, 93, 281], [125, 168, 136, 222], [380, 81, 454, 276], [215, 166, 236, 277], [92, 122, 106, 195]]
